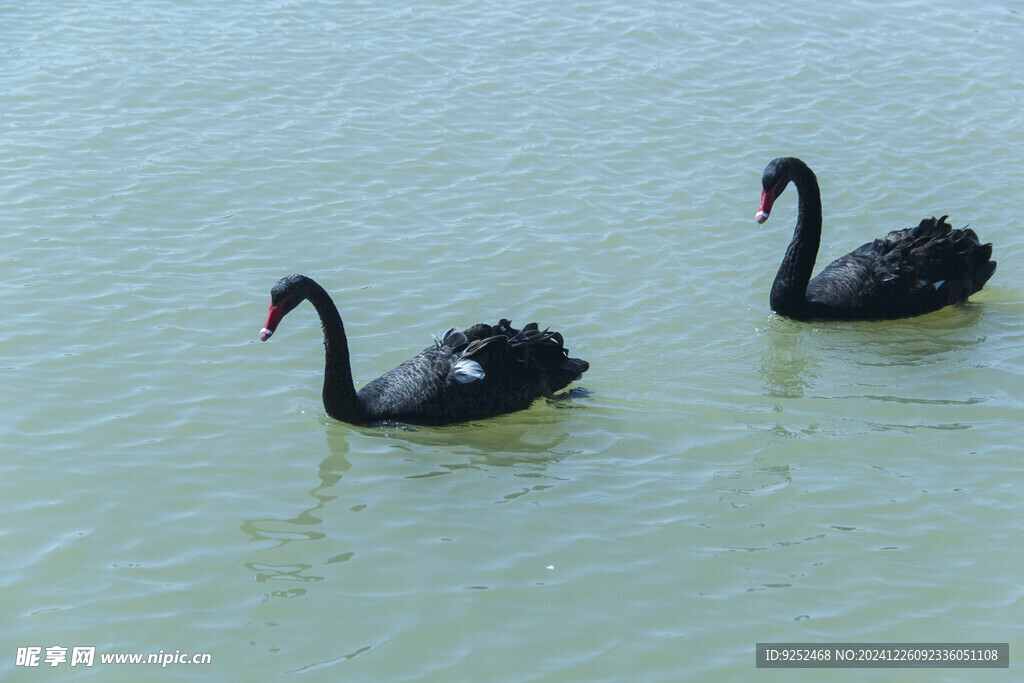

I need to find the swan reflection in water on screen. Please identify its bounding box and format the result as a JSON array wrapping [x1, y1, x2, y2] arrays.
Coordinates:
[[240, 410, 579, 594]]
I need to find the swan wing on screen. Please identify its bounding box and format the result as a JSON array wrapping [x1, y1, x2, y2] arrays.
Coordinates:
[[356, 320, 588, 425], [806, 217, 995, 318]]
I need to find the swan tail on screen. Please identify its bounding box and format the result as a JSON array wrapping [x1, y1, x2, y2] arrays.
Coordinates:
[[946, 220, 997, 294], [494, 319, 589, 391], [882, 216, 997, 307], [930, 216, 997, 296], [558, 356, 590, 384]]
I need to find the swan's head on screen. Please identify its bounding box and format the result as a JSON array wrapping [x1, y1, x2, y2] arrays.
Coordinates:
[[259, 274, 311, 341], [756, 157, 797, 224]]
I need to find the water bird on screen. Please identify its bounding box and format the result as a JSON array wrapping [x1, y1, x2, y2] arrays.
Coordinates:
[[755, 157, 996, 320], [258, 274, 589, 425]]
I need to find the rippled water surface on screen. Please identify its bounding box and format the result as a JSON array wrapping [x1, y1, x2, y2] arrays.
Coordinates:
[[3, 0, 1022, 680]]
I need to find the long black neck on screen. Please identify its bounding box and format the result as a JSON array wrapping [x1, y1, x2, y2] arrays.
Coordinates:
[[770, 159, 822, 318], [303, 280, 363, 424]]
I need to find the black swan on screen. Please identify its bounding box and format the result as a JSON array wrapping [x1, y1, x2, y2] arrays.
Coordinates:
[[258, 274, 589, 425], [755, 157, 996, 320]]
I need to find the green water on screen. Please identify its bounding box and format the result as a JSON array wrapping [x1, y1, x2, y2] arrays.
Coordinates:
[[2, 0, 1022, 680]]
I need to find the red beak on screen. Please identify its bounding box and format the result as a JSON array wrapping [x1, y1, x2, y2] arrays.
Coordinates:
[[259, 303, 287, 341], [756, 187, 776, 224]]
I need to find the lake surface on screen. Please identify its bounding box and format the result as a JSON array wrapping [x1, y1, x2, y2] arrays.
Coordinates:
[[2, 0, 1022, 680]]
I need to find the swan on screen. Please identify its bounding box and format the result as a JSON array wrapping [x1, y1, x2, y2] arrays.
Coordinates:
[[756, 157, 996, 320], [258, 274, 589, 425]]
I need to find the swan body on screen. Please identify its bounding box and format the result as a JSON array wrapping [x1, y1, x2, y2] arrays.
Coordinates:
[[756, 157, 996, 321], [259, 274, 589, 425]]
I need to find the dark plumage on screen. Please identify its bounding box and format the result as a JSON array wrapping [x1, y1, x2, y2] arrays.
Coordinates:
[[258, 274, 589, 425], [756, 157, 996, 320]]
